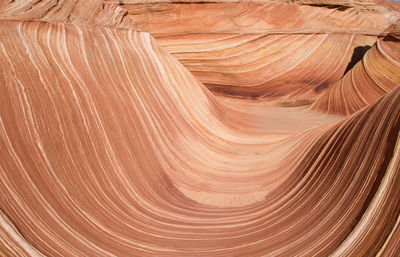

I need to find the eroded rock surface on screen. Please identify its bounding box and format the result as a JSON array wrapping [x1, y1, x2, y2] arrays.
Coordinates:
[[1, 0, 400, 256], [125, 1, 399, 100]]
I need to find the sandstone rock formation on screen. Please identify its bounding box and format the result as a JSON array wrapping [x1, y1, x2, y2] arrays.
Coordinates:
[[312, 19, 400, 114], [0, 0, 400, 256], [0, 0, 135, 28], [126, 1, 399, 99]]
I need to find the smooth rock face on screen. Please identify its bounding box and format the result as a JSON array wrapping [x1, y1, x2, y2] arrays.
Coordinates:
[[0, 0, 400, 256]]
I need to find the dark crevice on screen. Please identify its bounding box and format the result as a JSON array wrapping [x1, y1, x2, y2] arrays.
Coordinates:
[[343, 45, 371, 75], [384, 34, 400, 42], [300, 3, 352, 11], [120, 11, 129, 24]]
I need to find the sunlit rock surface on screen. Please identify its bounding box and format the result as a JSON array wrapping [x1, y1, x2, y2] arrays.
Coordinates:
[[0, 0, 400, 256], [312, 21, 400, 114], [0, 0, 135, 28], [126, 1, 399, 99]]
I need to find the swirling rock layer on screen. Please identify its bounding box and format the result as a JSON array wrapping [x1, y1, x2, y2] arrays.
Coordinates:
[[312, 23, 400, 115], [125, 2, 398, 99], [0, 0, 135, 28], [1, 1, 400, 256]]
